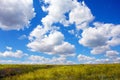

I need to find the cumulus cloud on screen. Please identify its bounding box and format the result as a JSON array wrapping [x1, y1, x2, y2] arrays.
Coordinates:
[[79, 22, 120, 54], [81, 57, 120, 64], [0, 55, 75, 64], [94, 57, 120, 64], [53, 42, 75, 55], [41, 0, 93, 30], [27, 0, 93, 56], [0, 47, 28, 58], [0, 60, 20, 64], [91, 45, 110, 54], [69, 1, 94, 30], [77, 54, 95, 61], [41, 0, 74, 27], [27, 0, 95, 56], [27, 28, 75, 55], [106, 50, 119, 58], [28, 55, 74, 64], [28, 55, 48, 62], [77, 54, 120, 64], [0, 0, 35, 30], [25, 0, 120, 64], [79, 27, 108, 48]]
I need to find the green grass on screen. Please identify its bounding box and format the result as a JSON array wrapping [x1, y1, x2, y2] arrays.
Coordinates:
[[0, 64, 120, 80]]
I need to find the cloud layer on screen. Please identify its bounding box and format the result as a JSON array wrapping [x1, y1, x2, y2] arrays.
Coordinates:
[[27, 0, 94, 56], [27, 0, 120, 64], [0, 0, 120, 64]]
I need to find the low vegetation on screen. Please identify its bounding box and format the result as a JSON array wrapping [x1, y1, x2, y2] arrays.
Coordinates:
[[0, 64, 120, 80]]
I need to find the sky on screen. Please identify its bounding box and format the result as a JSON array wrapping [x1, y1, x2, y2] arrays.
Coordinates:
[[0, 0, 120, 64]]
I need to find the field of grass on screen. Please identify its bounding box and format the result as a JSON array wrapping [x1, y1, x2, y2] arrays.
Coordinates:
[[0, 64, 120, 80]]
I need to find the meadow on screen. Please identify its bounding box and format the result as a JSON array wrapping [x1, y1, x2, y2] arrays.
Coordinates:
[[0, 64, 120, 80]]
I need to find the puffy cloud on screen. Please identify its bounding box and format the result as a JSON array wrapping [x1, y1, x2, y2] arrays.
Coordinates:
[[0, 47, 28, 58], [28, 55, 74, 64], [77, 54, 120, 64], [6, 46, 12, 51], [0, 60, 20, 64], [106, 50, 119, 58], [0, 0, 35, 30], [77, 54, 95, 61], [27, 30, 75, 55], [53, 42, 75, 55], [94, 58, 111, 64], [0, 55, 75, 64], [69, 1, 94, 30], [94, 57, 120, 64], [41, 0, 74, 27], [77, 54, 116, 64], [107, 25, 120, 46], [28, 25, 47, 41], [28, 55, 48, 62], [27, 0, 94, 56], [114, 57, 120, 63], [41, 0, 93, 30], [84, 57, 120, 64], [79, 22, 120, 54], [79, 27, 108, 48], [91, 45, 110, 54]]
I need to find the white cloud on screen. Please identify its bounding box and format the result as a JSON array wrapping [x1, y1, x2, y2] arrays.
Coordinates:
[[91, 45, 110, 54], [94, 58, 111, 64], [94, 58, 120, 64], [0, 0, 35, 30], [0, 55, 75, 64], [0, 60, 20, 64], [28, 25, 47, 41], [79, 22, 120, 54], [69, 1, 94, 30], [27, 0, 94, 56], [53, 42, 75, 55], [18, 35, 27, 40], [114, 57, 120, 63], [28, 55, 48, 62], [41, 0, 74, 27], [0, 47, 28, 58], [27, 30, 75, 55], [6, 46, 12, 51], [79, 27, 108, 48], [106, 50, 119, 58], [41, 0, 93, 30], [77, 54, 95, 61], [28, 55, 74, 64], [84, 57, 120, 64]]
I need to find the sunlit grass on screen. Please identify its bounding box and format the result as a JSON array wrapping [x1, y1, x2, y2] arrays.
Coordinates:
[[0, 64, 120, 80]]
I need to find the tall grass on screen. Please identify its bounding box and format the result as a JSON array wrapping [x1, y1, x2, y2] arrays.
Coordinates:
[[1, 64, 120, 80]]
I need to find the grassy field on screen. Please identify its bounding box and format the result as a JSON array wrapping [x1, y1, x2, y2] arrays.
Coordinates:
[[0, 64, 120, 80]]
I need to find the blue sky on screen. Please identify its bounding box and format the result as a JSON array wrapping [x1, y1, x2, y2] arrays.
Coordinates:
[[0, 0, 120, 64]]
